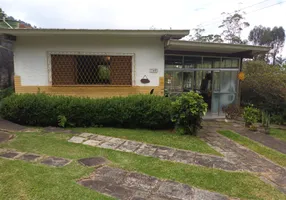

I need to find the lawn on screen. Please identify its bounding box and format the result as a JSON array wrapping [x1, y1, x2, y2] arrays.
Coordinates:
[[73, 127, 221, 156], [269, 128, 286, 142], [218, 130, 286, 167], [0, 131, 285, 200]]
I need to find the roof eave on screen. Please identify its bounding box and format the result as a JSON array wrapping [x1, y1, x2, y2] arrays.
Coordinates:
[[0, 29, 189, 38], [165, 40, 271, 58]]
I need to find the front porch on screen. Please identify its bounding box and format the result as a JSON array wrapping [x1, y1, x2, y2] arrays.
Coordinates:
[[163, 40, 270, 117]]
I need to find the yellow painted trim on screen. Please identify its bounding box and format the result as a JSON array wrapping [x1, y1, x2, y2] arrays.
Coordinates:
[[14, 76, 164, 98]]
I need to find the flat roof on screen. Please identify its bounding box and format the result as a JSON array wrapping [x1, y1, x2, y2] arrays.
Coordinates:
[[165, 40, 270, 58], [0, 28, 189, 39]]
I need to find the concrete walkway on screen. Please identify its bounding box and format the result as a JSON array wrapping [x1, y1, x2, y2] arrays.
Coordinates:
[[68, 133, 239, 171], [78, 166, 229, 200], [69, 131, 286, 194], [231, 122, 286, 154], [199, 122, 286, 194]]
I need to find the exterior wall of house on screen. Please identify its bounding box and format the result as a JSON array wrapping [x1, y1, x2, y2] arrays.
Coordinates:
[[13, 35, 165, 97]]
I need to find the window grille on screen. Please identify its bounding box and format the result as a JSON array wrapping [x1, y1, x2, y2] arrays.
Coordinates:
[[50, 54, 132, 86]]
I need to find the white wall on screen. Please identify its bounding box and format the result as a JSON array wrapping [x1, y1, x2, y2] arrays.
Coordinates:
[[13, 35, 165, 86]]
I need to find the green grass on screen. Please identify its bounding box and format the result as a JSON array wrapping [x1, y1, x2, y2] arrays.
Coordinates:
[[0, 132, 285, 200], [218, 130, 286, 167], [269, 128, 286, 142], [0, 160, 114, 200], [73, 127, 221, 156]]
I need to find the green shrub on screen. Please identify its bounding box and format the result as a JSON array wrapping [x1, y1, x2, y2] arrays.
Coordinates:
[[241, 61, 286, 116], [270, 114, 285, 125], [0, 93, 173, 129], [0, 87, 14, 101], [171, 91, 207, 135], [243, 106, 259, 127]]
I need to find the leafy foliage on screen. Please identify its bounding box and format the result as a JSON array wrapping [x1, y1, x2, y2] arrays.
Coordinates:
[[0, 93, 172, 129], [241, 61, 286, 117], [190, 28, 223, 43], [171, 92, 207, 135], [243, 106, 259, 127], [57, 115, 67, 128], [0, 87, 14, 101], [219, 11, 250, 44], [248, 26, 285, 64], [261, 111, 271, 128]]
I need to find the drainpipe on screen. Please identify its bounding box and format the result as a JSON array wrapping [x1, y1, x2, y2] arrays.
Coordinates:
[[2, 17, 13, 29]]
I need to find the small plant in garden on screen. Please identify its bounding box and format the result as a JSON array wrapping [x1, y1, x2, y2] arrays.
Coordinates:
[[58, 115, 67, 127], [171, 91, 207, 135], [249, 124, 258, 131], [261, 111, 271, 133], [222, 104, 242, 119], [243, 106, 259, 128]]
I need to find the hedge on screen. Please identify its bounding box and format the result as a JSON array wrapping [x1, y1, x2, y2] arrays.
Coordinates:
[[0, 93, 173, 129]]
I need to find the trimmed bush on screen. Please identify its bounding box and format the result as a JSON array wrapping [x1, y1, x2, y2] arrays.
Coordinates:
[[0, 87, 14, 101], [0, 93, 172, 129], [171, 91, 207, 135]]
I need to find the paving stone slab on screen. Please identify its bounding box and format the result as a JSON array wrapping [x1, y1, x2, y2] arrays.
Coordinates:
[[155, 181, 194, 200], [82, 139, 102, 147], [170, 150, 196, 164], [153, 146, 176, 159], [41, 156, 70, 167], [79, 133, 95, 138], [194, 189, 228, 200], [78, 166, 229, 200], [68, 136, 86, 144], [122, 172, 159, 191], [0, 131, 13, 143], [91, 135, 112, 142], [17, 153, 41, 162], [0, 119, 26, 132], [117, 140, 142, 152], [0, 151, 20, 159], [78, 157, 108, 167], [43, 127, 79, 134], [135, 144, 157, 156], [93, 166, 128, 184], [99, 141, 122, 150]]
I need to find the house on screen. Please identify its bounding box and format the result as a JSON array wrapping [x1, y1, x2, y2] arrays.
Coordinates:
[[0, 28, 269, 116]]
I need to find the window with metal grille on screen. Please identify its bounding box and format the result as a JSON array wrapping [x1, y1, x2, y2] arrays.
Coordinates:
[[50, 54, 132, 86]]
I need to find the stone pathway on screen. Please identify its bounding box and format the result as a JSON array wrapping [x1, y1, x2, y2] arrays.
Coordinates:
[[78, 166, 229, 200], [0, 149, 71, 167], [69, 131, 286, 194], [0, 131, 13, 143], [78, 156, 108, 167], [198, 122, 286, 194], [231, 122, 286, 154], [0, 118, 26, 132], [68, 133, 239, 171]]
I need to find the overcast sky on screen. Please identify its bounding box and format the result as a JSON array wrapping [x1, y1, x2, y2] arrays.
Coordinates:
[[1, 0, 286, 56]]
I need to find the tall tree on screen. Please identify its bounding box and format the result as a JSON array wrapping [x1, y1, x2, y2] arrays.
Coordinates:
[[270, 26, 285, 65], [190, 28, 223, 43], [219, 11, 250, 44], [0, 7, 33, 28], [248, 26, 272, 46], [248, 26, 285, 64]]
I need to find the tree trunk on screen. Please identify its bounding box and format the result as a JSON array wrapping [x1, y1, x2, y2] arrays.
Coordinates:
[[273, 52, 276, 65]]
